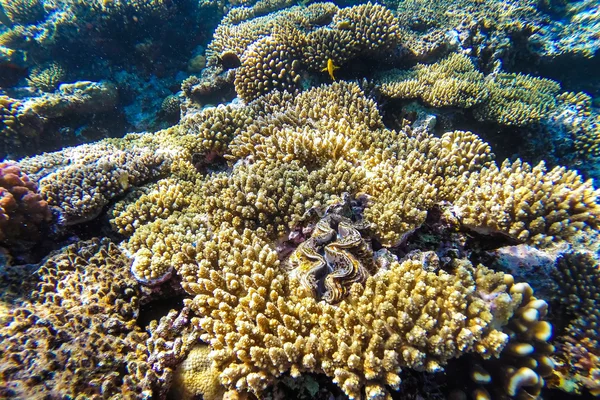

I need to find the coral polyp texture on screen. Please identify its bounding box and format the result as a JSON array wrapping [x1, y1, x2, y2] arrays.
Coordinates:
[[0, 162, 51, 244], [0, 238, 202, 399], [0, 0, 599, 397], [0, 238, 148, 398]]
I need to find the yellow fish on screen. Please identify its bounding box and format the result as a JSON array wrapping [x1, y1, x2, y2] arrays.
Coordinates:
[[322, 59, 340, 81]]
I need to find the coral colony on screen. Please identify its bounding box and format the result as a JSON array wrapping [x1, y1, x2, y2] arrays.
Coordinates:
[[0, 0, 599, 399]]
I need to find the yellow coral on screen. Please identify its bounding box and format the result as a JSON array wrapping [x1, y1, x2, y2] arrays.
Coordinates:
[[170, 343, 225, 400], [376, 53, 488, 108], [474, 73, 561, 126]]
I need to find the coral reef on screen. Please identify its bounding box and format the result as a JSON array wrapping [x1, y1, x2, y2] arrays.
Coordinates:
[[0, 238, 202, 399], [99, 81, 599, 398], [18, 132, 169, 225], [0, 0, 46, 25], [208, 2, 400, 101], [0, 0, 599, 398], [375, 53, 563, 126], [0, 238, 149, 398], [170, 342, 225, 400]]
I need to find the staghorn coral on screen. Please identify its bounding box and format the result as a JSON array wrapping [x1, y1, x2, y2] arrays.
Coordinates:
[[0, 162, 51, 244], [0, 0, 46, 25], [27, 63, 66, 92], [550, 252, 600, 396]]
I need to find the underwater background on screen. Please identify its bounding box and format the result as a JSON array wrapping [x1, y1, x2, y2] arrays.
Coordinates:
[[0, 0, 599, 398]]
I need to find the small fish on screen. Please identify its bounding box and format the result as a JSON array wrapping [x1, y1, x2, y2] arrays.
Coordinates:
[[322, 59, 340, 81]]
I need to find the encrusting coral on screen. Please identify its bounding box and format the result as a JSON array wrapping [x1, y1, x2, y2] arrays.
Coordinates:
[[0, 238, 148, 398]]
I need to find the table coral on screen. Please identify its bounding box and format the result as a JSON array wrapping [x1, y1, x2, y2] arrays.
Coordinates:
[[474, 73, 561, 126], [19, 133, 168, 225], [375, 53, 563, 126], [376, 53, 488, 108]]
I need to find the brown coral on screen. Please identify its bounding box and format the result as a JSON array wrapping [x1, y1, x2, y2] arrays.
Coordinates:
[[474, 73, 561, 126], [0, 238, 148, 398], [375, 53, 488, 108], [0, 162, 51, 244]]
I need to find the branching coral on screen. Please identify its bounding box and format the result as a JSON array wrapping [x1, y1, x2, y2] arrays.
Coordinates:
[[376, 53, 488, 108], [474, 73, 561, 126], [550, 252, 600, 395], [17, 80, 597, 399], [0, 0, 46, 25], [187, 227, 543, 398], [27, 63, 66, 92], [209, 2, 400, 101], [375, 53, 563, 126], [447, 159, 600, 245]]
